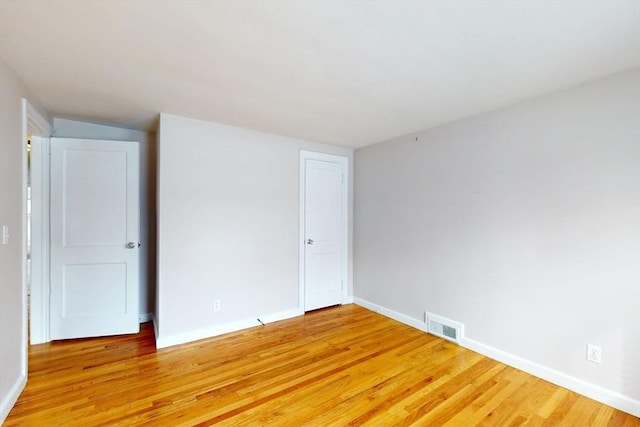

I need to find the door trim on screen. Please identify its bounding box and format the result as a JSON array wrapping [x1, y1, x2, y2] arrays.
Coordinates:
[[29, 136, 50, 344], [298, 151, 349, 312], [22, 100, 52, 359]]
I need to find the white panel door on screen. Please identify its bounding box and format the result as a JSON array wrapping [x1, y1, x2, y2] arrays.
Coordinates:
[[50, 138, 139, 339], [302, 155, 347, 311]]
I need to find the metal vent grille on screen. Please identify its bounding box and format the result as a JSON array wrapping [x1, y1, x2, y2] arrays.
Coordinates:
[[425, 312, 463, 344]]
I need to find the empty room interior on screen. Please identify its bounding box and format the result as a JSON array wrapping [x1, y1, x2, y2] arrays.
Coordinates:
[[0, 1, 639, 425]]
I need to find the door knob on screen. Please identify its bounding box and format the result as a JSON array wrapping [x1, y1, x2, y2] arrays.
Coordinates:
[[126, 242, 136, 249], [306, 239, 314, 245]]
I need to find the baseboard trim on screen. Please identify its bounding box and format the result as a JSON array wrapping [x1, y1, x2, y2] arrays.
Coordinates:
[[138, 312, 153, 323], [354, 297, 426, 332], [460, 336, 640, 417], [152, 313, 159, 343], [155, 308, 304, 349], [354, 297, 640, 417], [0, 373, 26, 424], [257, 308, 304, 324]]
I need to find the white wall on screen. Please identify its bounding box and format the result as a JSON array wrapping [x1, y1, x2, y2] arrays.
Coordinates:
[[156, 113, 353, 345], [53, 118, 157, 320], [0, 57, 50, 423], [354, 70, 640, 413]]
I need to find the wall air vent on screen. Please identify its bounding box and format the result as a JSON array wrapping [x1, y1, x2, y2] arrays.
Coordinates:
[[425, 311, 463, 344]]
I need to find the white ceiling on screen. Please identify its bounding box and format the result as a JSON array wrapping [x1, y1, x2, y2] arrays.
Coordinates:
[[1, 1, 638, 148]]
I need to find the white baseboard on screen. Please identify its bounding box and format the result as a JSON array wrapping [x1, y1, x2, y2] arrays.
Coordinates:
[[152, 313, 159, 342], [354, 297, 640, 418], [257, 308, 304, 324], [460, 337, 640, 417], [354, 297, 426, 332], [138, 312, 153, 323], [155, 308, 304, 349], [0, 373, 26, 424]]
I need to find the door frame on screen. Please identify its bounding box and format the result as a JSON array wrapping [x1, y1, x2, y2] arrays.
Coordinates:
[[298, 150, 349, 312], [29, 135, 50, 344], [22, 99, 52, 350]]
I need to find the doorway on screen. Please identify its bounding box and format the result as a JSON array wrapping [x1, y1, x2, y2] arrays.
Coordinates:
[[299, 151, 348, 312], [28, 135, 50, 344], [23, 100, 52, 346], [28, 135, 142, 342]]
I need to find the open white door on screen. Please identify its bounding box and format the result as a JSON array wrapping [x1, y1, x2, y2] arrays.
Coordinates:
[[50, 138, 139, 340], [301, 152, 348, 311]]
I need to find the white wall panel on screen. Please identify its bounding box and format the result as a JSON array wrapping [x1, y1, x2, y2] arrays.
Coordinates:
[[354, 70, 640, 409], [156, 113, 353, 342]]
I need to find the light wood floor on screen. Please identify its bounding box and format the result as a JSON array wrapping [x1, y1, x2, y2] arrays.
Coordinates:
[[6, 305, 639, 426]]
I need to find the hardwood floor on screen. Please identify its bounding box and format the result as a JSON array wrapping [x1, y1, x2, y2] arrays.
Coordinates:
[[6, 305, 639, 426]]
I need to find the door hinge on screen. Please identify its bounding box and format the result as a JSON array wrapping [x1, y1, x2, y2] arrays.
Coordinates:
[[341, 280, 344, 290], [341, 173, 344, 184]]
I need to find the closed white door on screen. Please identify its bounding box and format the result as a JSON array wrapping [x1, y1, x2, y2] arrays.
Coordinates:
[[50, 138, 139, 340], [301, 153, 347, 311]]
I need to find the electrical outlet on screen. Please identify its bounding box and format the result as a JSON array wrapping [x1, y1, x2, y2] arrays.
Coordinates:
[[213, 299, 221, 312], [587, 344, 602, 364]]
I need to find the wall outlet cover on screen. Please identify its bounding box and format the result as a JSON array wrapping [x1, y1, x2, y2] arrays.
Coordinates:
[[587, 344, 602, 364]]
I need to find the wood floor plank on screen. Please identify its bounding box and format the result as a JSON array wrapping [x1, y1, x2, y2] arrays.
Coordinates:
[[5, 304, 639, 426]]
